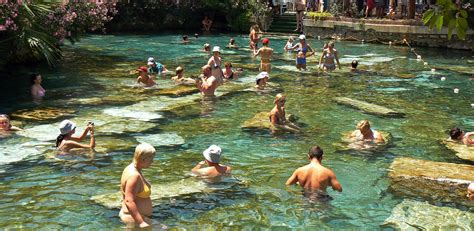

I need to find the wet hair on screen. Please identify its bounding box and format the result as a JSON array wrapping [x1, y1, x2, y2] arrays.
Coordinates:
[[224, 62, 232, 68], [357, 120, 371, 130], [449, 127, 463, 140], [274, 93, 285, 104], [256, 79, 263, 85], [30, 73, 40, 85], [182, 35, 188, 40], [230, 38, 235, 44], [308, 146, 324, 160], [194, 33, 199, 38], [351, 60, 358, 68], [133, 143, 156, 164], [55, 134, 66, 147]]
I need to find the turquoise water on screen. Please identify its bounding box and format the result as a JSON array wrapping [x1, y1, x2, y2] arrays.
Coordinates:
[[0, 33, 473, 229]]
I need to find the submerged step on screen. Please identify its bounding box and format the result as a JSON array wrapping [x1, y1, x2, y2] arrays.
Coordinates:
[[388, 157, 474, 204], [333, 97, 405, 118]]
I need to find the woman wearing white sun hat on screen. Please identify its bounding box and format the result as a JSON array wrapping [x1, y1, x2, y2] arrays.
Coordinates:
[[56, 120, 95, 152], [207, 46, 225, 84]]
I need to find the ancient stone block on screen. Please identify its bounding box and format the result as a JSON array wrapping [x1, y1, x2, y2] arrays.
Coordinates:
[[333, 97, 405, 117]]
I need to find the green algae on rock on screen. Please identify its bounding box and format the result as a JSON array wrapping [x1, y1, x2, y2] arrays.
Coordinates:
[[157, 85, 199, 97], [443, 140, 474, 162], [388, 157, 474, 204], [382, 199, 474, 230], [241, 112, 299, 133], [333, 97, 405, 117], [12, 108, 76, 121]]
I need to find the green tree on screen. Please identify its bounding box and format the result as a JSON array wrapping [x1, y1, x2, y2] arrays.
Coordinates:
[[422, 0, 470, 40]]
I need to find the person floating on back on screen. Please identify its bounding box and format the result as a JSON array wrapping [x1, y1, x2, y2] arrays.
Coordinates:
[[286, 146, 342, 199], [192, 145, 232, 178]]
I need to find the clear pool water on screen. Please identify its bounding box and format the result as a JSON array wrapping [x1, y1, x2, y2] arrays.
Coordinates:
[[0, 33, 473, 229]]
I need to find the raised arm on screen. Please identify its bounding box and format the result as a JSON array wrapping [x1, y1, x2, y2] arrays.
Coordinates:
[[123, 175, 149, 228], [71, 125, 91, 141]]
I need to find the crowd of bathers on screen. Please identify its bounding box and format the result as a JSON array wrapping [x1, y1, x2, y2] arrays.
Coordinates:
[[1, 27, 473, 229]]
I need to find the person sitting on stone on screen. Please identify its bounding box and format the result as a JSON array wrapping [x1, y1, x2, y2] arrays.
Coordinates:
[[449, 127, 474, 145], [255, 72, 269, 90], [269, 93, 301, 133], [350, 120, 385, 143], [192, 145, 231, 178], [0, 114, 21, 132], [467, 183, 474, 201], [136, 66, 156, 87], [286, 145, 343, 200], [171, 66, 195, 85], [226, 38, 238, 49], [202, 16, 213, 32]]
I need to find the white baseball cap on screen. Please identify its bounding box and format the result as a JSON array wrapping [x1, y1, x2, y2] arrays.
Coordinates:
[[59, 120, 76, 135], [299, 34, 306, 40], [203, 145, 222, 163]]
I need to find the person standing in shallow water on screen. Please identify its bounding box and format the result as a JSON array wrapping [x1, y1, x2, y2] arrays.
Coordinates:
[[30, 73, 46, 100], [120, 143, 167, 229], [254, 38, 273, 73], [286, 146, 343, 198], [196, 64, 218, 97], [191, 145, 232, 178]]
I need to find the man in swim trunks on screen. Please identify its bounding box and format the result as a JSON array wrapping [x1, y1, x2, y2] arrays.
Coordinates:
[[286, 145, 343, 198], [289, 35, 315, 71], [192, 145, 232, 178], [254, 38, 273, 73], [449, 127, 474, 145], [196, 64, 218, 97], [249, 25, 260, 52]]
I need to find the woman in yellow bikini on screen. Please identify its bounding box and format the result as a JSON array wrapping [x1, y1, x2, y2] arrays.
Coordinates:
[[119, 143, 157, 229]]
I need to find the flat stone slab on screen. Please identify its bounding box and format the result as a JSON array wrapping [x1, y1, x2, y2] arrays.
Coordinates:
[[134, 133, 185, 147], [333, 97, 405, 117], [388, 157, 474, 203], [382, 199, 474, 230], [157, 85, 199, 97], [443, 140, 474, 162], [241, 112, 298, 132], [91, 178, 210, 209], [12, 108, 75, 121]]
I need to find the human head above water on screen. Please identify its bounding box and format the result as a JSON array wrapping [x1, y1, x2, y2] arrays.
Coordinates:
[[133, 143, 156, 165], [224, 62, 232, 68], [30, 73, 41, 85], [262, 38, 269, 45], [449, 127, 463, 140], [468, 183, 474, 201], [0, 114, 11, 131], [182, 35, 188, 41], [274, 93, 285, 105], [357, 120, 371, 131], [308, 146, 324, 160], [351, 60, 358, 69], [229, 38, 235, 44], [176, 66, 183, 75]]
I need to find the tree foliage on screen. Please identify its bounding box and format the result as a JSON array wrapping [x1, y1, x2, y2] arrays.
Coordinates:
[[422, 0, 471, 40]]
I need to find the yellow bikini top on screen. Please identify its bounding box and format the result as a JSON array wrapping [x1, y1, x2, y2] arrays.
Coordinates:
[[136, 181, 151, 199]]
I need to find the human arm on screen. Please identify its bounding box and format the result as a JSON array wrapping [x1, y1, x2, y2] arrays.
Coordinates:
[[71, 124, 92, 141], [285, 169, 299, 185], [330, 171, 343, 192], [253, 48, 261, 56], [335, 50, 341, 69], [123, 175, 149, 228], [192, 160, 206, 174], [318, 50, 325, 68], [465, 132, 474, 145], [306, 45, 315, 57], [374, 132, 385, 143]]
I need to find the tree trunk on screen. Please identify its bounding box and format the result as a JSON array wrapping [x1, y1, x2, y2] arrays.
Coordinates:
[[408, 0, 415, 19]]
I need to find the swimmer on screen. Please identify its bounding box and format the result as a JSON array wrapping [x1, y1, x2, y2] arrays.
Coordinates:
[[136, 66, 156, 87], [120, 143, 165, 229], [286, 146, 343, 197], [227, 38, 238, 49], [350, 60, 359, 72], [194, 33, 199, 39], [147, 57, 168, 76], [171, 66, 195, 85], [254, 38, 273, 73], [284, 36, 294, 52], [350, 120, 385, 143], [319, 41, 341, 71], [203, 43, 211, 52], [196, 64, 218, 97], [207, 46, 224, 84], [222, 62, 238, 80], [289, 35, 315, 71], [255, 72, 269, 90], [30, 73, 46, 99], [182, 35, 190, 44], [0, 114, 21, 132], [269, 93, 301, 133], [449, 127, 474, 145], [467, 183, 474, 201], [56, 120, 95, 152], [192, 145, 232, 178], [249, 24, 260, 52]]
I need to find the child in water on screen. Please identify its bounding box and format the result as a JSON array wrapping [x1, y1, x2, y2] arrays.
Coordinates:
[[284, 36, 294, 52]]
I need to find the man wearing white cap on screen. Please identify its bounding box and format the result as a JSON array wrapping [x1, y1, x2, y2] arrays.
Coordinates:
[[191, 145, 232, 177], [147, 57, 168, 75]]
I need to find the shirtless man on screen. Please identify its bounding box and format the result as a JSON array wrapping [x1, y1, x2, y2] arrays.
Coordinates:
[[249, 25, 260, 52], [196, 64, 218, 97], [254, 38, 273, 73], [171, 66, 195, 85], [286, 146, 343, 197], [192, 145, 232, 178], [136, 66, 156, 87]]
